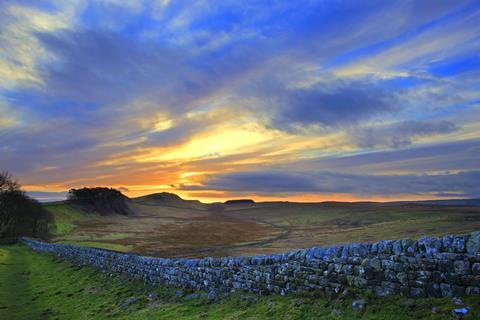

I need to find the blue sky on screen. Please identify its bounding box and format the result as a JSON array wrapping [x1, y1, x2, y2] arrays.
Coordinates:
[[0, 0, 479, 202]]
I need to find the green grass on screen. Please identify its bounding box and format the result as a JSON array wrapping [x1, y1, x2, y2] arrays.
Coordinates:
[[1, 245, 480, 320], [44, 202, 87, 237]]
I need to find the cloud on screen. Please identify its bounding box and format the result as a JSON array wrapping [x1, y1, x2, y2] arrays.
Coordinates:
[[333, 1, 480, 78], [182, 170, 480, 198], [296, 138, 480, 175], [144, 106, 246, 147], [352, 120, 458, 148], [0, 0, 479, 201], [261, 80, 398, 131], [0, 99, 20, 129], [36, 29, 186, 105], [0, 0, 81, 89]]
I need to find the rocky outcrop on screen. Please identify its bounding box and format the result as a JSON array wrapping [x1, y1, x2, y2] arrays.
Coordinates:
[[20, 231, 480, 299]]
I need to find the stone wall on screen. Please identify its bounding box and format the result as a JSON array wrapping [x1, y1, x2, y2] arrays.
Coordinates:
[[20, 231, 480, 298]]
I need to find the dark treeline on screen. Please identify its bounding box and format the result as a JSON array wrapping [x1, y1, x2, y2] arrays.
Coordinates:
[[224, 199, 255, 204], [67, 187, 132, 216], [0, 171, 52, 240]]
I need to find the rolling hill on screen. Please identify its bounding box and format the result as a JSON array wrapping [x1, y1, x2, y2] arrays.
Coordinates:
[[41, 191, 480, 258]]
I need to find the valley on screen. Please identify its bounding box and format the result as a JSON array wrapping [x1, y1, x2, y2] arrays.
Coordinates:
[[45, 193, 480, 258]]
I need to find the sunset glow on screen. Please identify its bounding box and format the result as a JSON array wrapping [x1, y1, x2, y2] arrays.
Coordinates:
[[1, 1, 479, 202]]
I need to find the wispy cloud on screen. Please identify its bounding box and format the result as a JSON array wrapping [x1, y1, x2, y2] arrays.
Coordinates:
[[351, 120, 458, 148], [0, 0, 479, 201], [181, 170, 480, 198]]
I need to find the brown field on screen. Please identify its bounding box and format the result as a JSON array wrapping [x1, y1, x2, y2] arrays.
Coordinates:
[[45, 196, 480, 258]]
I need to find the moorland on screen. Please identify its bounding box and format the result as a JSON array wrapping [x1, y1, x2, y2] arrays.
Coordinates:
[[45, 191, 480, 258], [3, 185, 480, 319]]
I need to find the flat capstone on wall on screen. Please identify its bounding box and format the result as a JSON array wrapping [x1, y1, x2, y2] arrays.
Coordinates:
[[20, 231, 480, 299]]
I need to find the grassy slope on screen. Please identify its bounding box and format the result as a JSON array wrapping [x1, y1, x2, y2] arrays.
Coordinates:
[[43, 202, 132, 252], [43, 202, 86, 237], [1, 245, 480, 320]]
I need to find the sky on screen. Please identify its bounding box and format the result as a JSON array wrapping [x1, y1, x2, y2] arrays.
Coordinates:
[[0, 0, 479, 203]]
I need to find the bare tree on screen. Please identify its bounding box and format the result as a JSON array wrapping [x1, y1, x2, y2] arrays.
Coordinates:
[[0, 171, 51, 239], [0, 171, 20, 193], [0, 171, 20, 237]]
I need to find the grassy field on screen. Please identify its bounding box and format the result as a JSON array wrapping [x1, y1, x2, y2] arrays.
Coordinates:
[[44, 197, 480, 258], [44, 202, 88, 237], [221, 202, 480, 256], [1, 244, 479, 320]]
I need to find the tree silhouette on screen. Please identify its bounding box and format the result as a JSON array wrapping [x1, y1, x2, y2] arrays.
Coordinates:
[[67, 187, 131, 215], [0, 171, 52, 239], [0, 171, 20, 193]]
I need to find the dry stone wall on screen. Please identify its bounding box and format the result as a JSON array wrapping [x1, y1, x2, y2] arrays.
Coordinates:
[[20, 231, 480, 298]]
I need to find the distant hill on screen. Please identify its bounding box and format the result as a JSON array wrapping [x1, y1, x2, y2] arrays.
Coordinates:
[[52, 187, 480, 221], [135, 192, 183, 202], [386, 198, 480, 206], [131, 192, 480, 209], [132, 192, 205, 210]]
